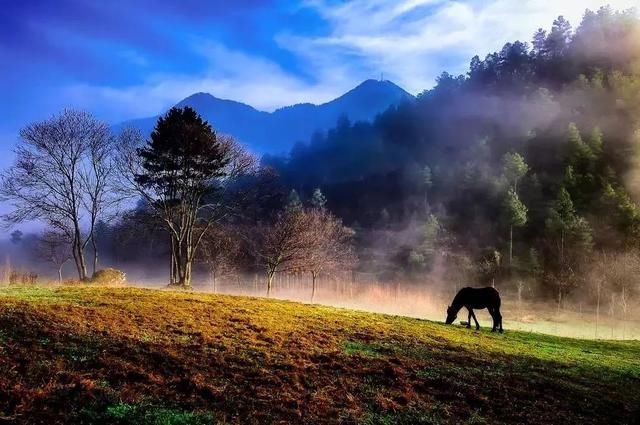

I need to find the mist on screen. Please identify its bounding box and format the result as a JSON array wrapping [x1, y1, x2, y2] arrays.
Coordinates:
[[189, 274, 640, 340], [4, 226, 637, 341], [2, 6, 640, 344]]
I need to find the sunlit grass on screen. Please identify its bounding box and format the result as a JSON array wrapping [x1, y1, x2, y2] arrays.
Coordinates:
[[0, 285, 638, 424]]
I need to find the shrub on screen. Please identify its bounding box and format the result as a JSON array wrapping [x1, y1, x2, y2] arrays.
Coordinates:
[[90, 268, 126, 286]]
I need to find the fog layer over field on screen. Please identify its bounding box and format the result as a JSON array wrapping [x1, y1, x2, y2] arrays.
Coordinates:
[[180, 274, 640, 340], [1, 232, 638, 340]]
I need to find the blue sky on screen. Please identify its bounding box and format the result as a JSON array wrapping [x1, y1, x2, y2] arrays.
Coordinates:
[[0, 0, 638, 170]]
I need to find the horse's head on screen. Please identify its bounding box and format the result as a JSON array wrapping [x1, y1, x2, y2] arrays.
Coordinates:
[[445, 305, 457, 325]]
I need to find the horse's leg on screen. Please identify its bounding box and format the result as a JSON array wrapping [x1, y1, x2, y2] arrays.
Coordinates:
[[497, 307, 503, 333], [470, 309, 480, 330], [466, 308, 472, 328], [489, 307, 497, 332]]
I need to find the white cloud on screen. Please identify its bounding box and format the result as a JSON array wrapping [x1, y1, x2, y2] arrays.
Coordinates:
[[62, 41, 355, 120], [291, 0, 639, 93], [62, 0, 639, 120]]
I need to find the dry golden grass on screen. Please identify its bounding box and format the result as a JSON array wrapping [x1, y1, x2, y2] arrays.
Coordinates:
[[0, 286, 638, 424]]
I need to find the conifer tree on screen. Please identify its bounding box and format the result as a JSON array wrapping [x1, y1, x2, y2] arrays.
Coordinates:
[[287, 189, 303, 211], [311, 188, 327, 210], [502, 153, 528, 265], [422, 166, 433, 213], [503, 188, 527, 266], [502, 153, 528, 191], [134, 106, 229, 287], [545, 187, 593, 306]]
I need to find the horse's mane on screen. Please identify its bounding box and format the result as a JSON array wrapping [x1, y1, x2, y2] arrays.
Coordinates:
[[451, 287, 472, 307]]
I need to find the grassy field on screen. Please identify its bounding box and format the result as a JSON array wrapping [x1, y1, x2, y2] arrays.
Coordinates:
[[0, 286, 638, 424]]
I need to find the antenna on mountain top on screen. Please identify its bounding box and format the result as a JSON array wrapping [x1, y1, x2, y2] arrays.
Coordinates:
[[380, 72, 384, 82]]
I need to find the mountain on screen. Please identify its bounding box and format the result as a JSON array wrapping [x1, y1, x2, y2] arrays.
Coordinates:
[[119, 79, 413, 154]]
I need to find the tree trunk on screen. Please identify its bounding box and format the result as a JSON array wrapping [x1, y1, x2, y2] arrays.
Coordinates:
[[183, 258, 192, 288], [517, 282, 523, 305], [182, 227, 194, 288], [509, 225, 513, 267], [91, 233, 98, 277], [267, 269, 276, 297], [72, 236, 88, 281], [74, 221, 88, 281], [621, 287, 627, 340], [169, 236, 177, 285], [311, 271, 317, 303], [557, 285, 562, 313], [71, 242, 80, 280], [58, 265, 63, 284], [79, 250, 88, 280], [560, 230, 564, 264], [210, 271, 216, 293], [595, 282, 601, 339], [424, 190, 429, 215], [171, 236, 188, 287]]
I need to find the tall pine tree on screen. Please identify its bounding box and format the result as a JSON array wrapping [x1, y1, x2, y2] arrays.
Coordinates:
[[135, 106, 229, 287]]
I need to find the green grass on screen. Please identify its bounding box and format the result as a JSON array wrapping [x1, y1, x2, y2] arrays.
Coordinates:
[[100, 403, 214, 425], [0, 285, 638, 424], [359, 408, 446, 425]]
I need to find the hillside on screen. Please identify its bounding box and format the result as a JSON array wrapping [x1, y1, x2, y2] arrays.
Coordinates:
[[120, 79, 413, 153], [263, 9, 640, 300], [0, 286, 638, 424]]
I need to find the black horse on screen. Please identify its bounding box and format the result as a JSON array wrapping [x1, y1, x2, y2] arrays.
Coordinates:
[[445, 287, 503, 333]]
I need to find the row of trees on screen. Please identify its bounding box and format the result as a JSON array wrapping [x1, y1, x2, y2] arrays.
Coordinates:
[[1, 107, 355, 292], [250, 192, 355, 296]]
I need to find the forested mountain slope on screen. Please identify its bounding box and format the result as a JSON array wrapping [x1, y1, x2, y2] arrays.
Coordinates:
[[265, 7, 640, 301]]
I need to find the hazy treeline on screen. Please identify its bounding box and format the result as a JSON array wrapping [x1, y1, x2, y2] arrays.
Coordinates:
[[262, 7, 640, 309]]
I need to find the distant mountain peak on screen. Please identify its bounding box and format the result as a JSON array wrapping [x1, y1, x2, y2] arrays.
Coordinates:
[[357, 78, 400, 87], [350, 78, 411, 93], [176, 92, 257, 108], [177, 92, 216, 103], [328, 79, 413, 106], [120, 80, 414, 154]]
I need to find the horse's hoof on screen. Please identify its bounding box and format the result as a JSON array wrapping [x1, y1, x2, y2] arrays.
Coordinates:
[[491, 329, 496, 333], [499, 330, 504, 334]]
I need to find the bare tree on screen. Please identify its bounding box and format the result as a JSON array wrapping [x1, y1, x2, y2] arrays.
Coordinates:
[[36, 230, 73, 283], [198, 224, 242, 291], [251, 208, 310, 296], [80, 126, 118, 275], [590, 251, 640, 338], [248, 204, 356, 300], [304, 208, 356, 303], [478, 250, 502, 288], [0, 110, 114, 280], [111, 204, 165, 263]]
